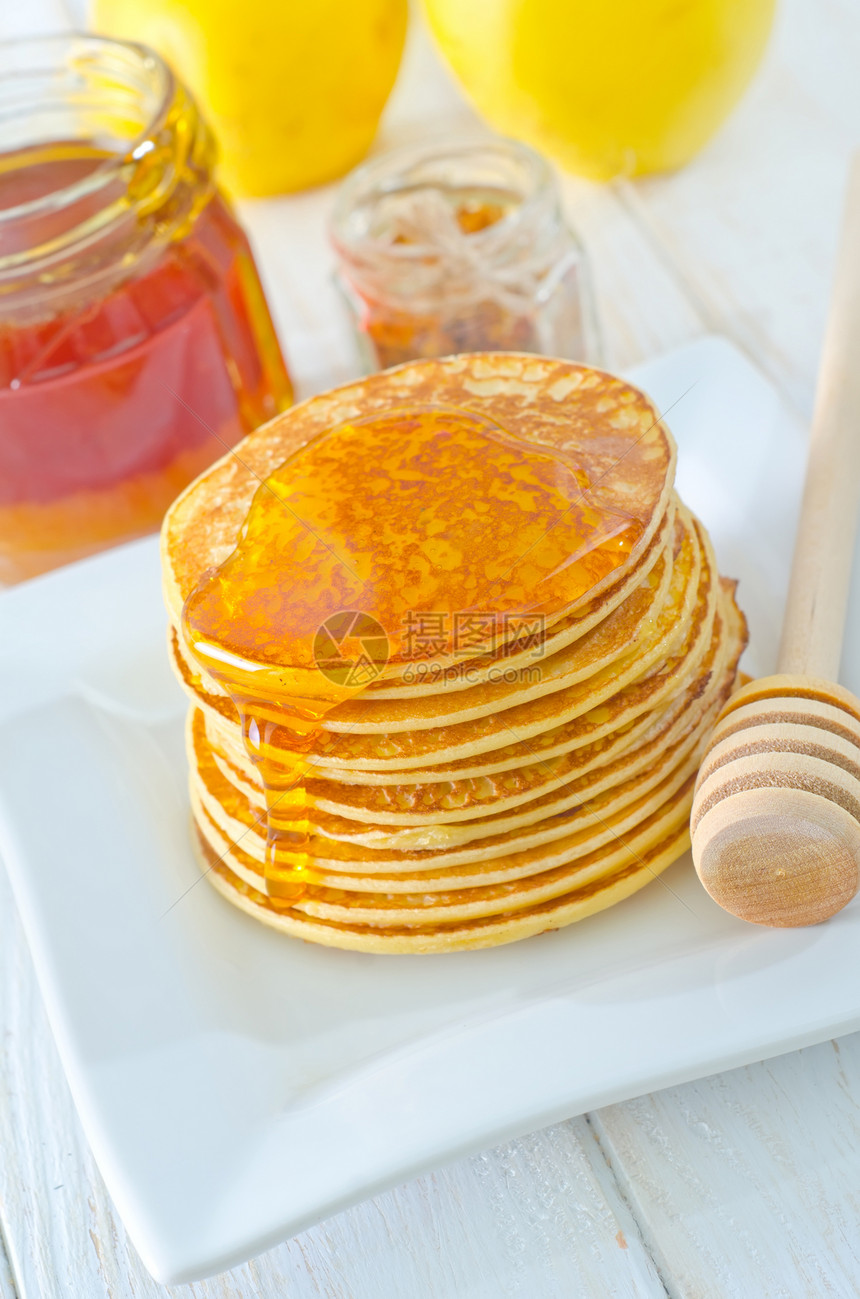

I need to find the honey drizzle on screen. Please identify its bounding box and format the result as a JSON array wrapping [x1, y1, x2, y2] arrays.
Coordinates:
[[241, 707, 329, 901], [182, 406, 645, 902]]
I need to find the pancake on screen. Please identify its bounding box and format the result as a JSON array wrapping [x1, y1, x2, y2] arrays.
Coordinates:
[[169, 498, 679, 724], [174, 507, 711, 774], [197, 576, 721, 834], [161, 351, 748, 953], [364, 499, 677, 698], [169, 495, 683, 729], [188, 596, 745, 949], [192, 635, 723, 854], [196, 824, 693, 954], [196, 774, 696, 924], [190, 584, 743, 873], [170, 506, 678, 733], [162, 354, 677, 654], [195, 760, 694, 894], [191, 649, 732, 894]]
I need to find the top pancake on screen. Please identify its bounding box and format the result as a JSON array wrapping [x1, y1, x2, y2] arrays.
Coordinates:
[[161, 353, 676, 673]]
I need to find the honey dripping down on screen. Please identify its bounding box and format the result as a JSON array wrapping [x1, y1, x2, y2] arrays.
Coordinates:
[[181, 405, 645, 903]]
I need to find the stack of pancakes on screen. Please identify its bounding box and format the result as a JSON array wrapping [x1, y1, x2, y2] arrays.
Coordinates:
[[162, 354, 747, 954]]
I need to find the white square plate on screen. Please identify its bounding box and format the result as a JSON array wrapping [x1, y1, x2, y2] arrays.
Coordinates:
[[3, 337, 859, 1285]]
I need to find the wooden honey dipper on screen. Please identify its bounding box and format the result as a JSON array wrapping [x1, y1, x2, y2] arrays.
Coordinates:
[[691, 158, 860, 927]]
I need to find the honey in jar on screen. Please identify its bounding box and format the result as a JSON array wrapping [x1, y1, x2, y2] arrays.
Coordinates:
[[330, 139, 600, 373], [0, 35, 292, 584]]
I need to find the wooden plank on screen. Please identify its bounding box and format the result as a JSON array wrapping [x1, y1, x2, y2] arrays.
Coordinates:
[[613, 0, 860, 420], [592, 1038, 860, 1298], [0, 881, 156, 1299], [560, 174, 709, 372], [272, 1125, 669, 1299], [0, 1231, 18, 1299]]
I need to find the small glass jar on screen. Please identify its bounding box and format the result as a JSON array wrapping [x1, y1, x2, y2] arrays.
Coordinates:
[[0, 34, 293, 584], [330, 137, 600, 374]]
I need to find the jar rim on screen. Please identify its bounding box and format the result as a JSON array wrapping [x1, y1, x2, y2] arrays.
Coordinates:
[[0, 33, 174, 230], [330, 135, 556, 262]]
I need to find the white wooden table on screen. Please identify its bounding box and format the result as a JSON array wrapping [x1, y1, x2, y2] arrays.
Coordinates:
[[4, 2, 860, 1295]]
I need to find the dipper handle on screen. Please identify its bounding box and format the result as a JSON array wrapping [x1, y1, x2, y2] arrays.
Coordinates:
[[691, 158, 860, 928], [779, 156, 860, 678]]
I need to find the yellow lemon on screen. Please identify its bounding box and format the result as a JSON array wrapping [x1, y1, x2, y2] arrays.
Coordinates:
[[93, 0, 408, 196], [423, 0, 775, 180]]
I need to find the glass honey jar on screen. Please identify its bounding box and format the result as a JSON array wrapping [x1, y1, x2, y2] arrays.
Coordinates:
[[0, 34, 293, 584], [330, 137, 600, 374]]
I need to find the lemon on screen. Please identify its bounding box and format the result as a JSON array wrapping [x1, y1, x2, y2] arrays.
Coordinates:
[[423, 0, 775, 180], [93, 0, 408, 196]]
